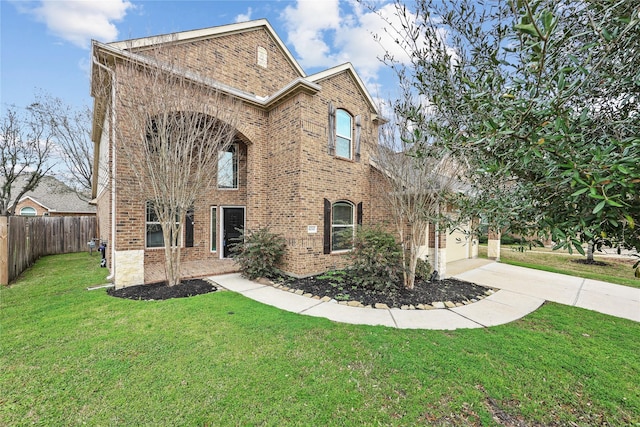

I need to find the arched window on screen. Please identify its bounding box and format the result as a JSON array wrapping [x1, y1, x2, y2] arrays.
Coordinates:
[[331, 201, 354, 252], [335, 109, 352, 159], [20, 207, 37, 216]]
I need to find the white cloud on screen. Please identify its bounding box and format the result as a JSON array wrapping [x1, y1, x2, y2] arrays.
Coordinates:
[[235, 7, 252, 23], [335, 3, 413, 81], [19, 0, 133, 49], [77, 57, 91, 78], [281, 0, 415, 87], [281, 0, 341, 68]]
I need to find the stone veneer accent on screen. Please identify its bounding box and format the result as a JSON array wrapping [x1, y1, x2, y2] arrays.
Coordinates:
[[114, 250, 144, 289]]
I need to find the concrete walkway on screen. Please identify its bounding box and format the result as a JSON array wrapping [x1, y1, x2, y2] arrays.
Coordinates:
[[209, 260, 640, 330]]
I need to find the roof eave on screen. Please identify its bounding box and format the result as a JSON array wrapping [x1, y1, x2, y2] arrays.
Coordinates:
[[93, 41, 321, 109], [107, 19, 306, 77], [17, 196, 51, 211], [307, 63, 380, 115], [263, 78, 321, 108]]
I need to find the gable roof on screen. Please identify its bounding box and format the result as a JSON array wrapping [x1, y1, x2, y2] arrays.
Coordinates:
[[90, 19, 384, 200], [307, 63, 380, 118], [93, 40, 321, 108], [92, 19, 380, 114], [12, 175, 95, 214], [107, 19, 305, 78]]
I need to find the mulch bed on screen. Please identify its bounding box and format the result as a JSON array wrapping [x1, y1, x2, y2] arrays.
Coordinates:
[[107, 278, 216, 300], [106, 273, 493, 308], [273, 273, 494, 308]]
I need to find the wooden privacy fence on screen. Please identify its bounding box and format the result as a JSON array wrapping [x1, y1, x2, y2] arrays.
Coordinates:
[[0, 216, 98, 285]]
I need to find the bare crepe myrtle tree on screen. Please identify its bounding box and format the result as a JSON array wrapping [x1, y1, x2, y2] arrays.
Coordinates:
[[95, 38, 241, 286], [0, 106, 55, 216], [374, 93, 462, 290]]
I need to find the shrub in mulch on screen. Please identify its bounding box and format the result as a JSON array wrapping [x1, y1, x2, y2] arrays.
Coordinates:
[[274, 271, 494, 308]]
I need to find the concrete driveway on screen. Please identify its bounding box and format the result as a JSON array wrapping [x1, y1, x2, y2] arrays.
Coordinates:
[[453, 261, 640, 323]]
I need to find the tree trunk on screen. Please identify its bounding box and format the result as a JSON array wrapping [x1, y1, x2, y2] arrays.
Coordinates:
[[406, 242, 418, 290], [162, 220, 183, 286], [586, 242, 594, 263]]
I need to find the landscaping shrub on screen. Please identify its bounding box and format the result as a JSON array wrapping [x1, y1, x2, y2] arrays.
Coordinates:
[[316, 270, 352, 301], [346, 226, 403, 291], [414, 257, 432, 280], [231, 228, 286, 280]]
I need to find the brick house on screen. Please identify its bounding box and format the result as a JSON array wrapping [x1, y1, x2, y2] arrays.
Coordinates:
[[11, 175, 95, 217], [90, 19, 476, 288]]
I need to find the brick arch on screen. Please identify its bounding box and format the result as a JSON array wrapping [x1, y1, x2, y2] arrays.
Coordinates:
[[144, 110, 240, 143], [233, 129, 252, 146]]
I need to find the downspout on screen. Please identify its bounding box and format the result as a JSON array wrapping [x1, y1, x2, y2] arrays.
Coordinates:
[[92, 48, 117, 282], [434, 225, 440, 280], [433, 202, 440, 280]]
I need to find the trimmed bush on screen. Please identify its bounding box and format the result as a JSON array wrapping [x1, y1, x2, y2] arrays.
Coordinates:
[[346, 226, 403, 291], [230, 228, 286, 280], [414, 257, 432, 280]]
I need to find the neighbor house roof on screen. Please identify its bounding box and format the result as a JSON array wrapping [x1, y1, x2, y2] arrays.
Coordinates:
[[13, 175, 96, 214]]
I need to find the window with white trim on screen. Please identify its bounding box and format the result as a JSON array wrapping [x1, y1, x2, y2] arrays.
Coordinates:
[[331, 201, 354, 252], [210, 206, 217, 252], [20, 207, 37, 216], [146, 201, 179, 248], [335, 109, 352, 159]]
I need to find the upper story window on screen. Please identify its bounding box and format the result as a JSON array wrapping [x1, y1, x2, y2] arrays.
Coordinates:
[[335, 109, 352, 159], [218, 144, 238, 189], [20, 207, 37, 216], [328, 102, 361, 161]]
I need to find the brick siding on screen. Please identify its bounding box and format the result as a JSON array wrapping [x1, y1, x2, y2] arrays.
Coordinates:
[[95, 23, 392, 284]]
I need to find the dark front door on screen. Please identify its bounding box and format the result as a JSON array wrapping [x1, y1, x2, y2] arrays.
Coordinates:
[[223, 207, 244, 258]]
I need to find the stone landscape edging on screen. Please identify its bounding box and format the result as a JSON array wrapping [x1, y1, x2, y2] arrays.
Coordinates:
[[256, 277, 499, 311]]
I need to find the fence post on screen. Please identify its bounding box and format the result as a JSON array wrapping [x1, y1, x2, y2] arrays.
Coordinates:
[[0, 216, 8, 286]]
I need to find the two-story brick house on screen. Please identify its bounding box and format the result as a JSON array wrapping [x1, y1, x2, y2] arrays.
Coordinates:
[[91, 19, 476, 288]]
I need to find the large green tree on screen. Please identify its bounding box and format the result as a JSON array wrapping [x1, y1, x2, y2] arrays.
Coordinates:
[[374, 0, 640, 259]]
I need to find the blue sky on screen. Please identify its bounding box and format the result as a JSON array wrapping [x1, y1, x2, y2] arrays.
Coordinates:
[[1, 0, 410, 112]]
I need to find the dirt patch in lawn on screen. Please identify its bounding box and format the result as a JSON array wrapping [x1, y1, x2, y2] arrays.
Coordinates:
[[571, 259, 610, 267]]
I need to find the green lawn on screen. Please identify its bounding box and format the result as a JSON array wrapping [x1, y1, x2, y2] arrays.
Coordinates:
[[2, 253, 639, 426], [479, 245, 640, 288]]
